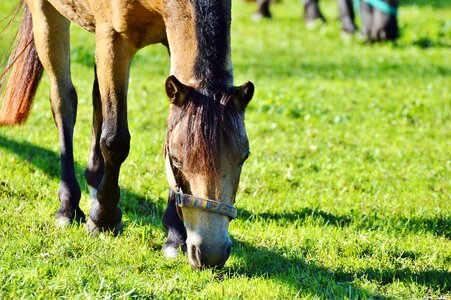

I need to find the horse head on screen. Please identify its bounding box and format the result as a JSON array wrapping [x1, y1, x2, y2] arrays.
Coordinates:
[[164, 75, 254, 268]]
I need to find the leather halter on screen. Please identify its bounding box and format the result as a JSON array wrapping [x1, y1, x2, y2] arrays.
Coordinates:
[[165, 143, 238, 220]]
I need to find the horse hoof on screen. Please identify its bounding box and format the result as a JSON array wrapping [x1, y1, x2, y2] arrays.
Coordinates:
[[55, 208, 86, 227], [305, 18, 323, 29], [252, 12, 271, 21], [55, 215, 72, 227], [86, 217, 123, 236], [163, 245, 180, 258]]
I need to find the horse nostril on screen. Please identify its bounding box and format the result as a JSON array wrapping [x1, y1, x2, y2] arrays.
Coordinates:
[[188, 241, 232, 269], [190, 244, 202, 269]]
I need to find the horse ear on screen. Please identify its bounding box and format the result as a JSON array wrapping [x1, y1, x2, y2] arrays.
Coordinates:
[[233, 81, 254, 111], [165, 75, 187, 106]]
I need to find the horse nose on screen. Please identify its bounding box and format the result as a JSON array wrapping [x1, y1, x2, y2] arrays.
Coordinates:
[[189, 240, 232, 269]]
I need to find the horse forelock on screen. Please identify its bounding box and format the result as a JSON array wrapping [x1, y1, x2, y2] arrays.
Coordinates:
[[167, 92, 242, 179]]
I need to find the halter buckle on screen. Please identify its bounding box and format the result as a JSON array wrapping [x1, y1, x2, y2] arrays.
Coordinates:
[[174, 187, 184, 207]]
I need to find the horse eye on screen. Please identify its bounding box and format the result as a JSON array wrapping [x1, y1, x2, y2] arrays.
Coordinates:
[[170, 154, 182, 168]]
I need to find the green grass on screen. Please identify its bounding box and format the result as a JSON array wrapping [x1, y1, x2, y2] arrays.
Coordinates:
[[0, 0, 450, 298]]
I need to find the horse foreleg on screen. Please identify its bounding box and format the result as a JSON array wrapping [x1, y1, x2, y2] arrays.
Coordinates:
[[338, 0, 357, 33], [162, 192, 187, 258], [254, 0, 272, 19], [86, 27, 135, 235], [360, 1, 374, 41], [27, 0, 84, 225], [84, 66, 104, 196], [303, 0, 326, 25]]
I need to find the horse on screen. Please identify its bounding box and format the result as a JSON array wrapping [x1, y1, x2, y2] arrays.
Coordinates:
[[253, 0, 399, 42], [0, 0, 254, 269]]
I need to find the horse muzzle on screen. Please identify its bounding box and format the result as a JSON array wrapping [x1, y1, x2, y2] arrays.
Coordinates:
[[187, 238, 232, 269]]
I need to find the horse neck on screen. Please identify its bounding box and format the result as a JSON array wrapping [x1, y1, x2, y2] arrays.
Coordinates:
[[163, 0, 233, 93]]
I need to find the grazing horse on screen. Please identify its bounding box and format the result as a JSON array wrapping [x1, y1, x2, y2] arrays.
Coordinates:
[[254, 0, 399, 42], [0, 0, 254, 269]]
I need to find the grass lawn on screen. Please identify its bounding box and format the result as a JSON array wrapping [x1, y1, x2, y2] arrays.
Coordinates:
[[0, 0, 450, 298]]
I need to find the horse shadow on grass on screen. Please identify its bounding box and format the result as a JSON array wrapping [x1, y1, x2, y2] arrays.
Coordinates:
[[0, 134, 165, 229], [233, 208, 450, 295], [236, 208, 451, 239], [229, 237, 450, 298], [227, 238, 385, 299], [1, 134, 449, 296]]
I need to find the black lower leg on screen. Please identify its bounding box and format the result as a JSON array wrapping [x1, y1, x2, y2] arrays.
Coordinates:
[[338, 0, 357, 33], [53, 87, 85, 225], [55, 133, 85, 224], [87, 166, 123, 234], [256, 0, 272, 18], [87, 125, 130, 234], [162, 191, 187, 255], [85, 66, 104, 190], [360, 2, 374, 41], [303, 0, 326, 23]]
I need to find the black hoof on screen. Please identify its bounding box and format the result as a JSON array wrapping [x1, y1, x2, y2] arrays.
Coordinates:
[[252, 12, 271, 20], [342, 21, 357, 34], [55, 207, 86, 227], [86, 217, 123, 236], [86, 201, 123, 236]]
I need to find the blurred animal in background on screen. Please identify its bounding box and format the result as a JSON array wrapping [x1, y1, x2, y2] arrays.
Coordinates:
[[252, 0, 399, 42]]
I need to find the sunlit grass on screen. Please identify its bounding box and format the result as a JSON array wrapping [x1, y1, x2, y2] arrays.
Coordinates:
[[0, 0, 450, 298]]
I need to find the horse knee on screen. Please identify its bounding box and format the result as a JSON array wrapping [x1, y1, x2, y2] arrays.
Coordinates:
[[100, 128, 130, 165]]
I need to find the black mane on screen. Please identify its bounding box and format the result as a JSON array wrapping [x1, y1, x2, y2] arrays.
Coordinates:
[[191, 0, 233, 94]]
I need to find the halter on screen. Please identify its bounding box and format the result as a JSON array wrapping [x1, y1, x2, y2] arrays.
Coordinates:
[[355, 0, 398, 16], [165, 143, 238, 221]]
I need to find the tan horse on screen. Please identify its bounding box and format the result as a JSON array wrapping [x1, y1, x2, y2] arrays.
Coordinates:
[[0, 0, 254, 268]]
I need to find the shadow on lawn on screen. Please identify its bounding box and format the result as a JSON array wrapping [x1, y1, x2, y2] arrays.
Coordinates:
[[229, 238, 451, 297], [228, 238, 385, 299], [0, 134, 164, 228], [237, 208, 451, 239]]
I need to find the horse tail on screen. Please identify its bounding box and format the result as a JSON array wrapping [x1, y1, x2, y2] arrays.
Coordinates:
[[0, 0, 43, 126]]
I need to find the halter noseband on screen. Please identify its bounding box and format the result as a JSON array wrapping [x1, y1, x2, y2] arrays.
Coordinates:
[[165, 143, 238, 220], [170, 188, 237, 220]]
